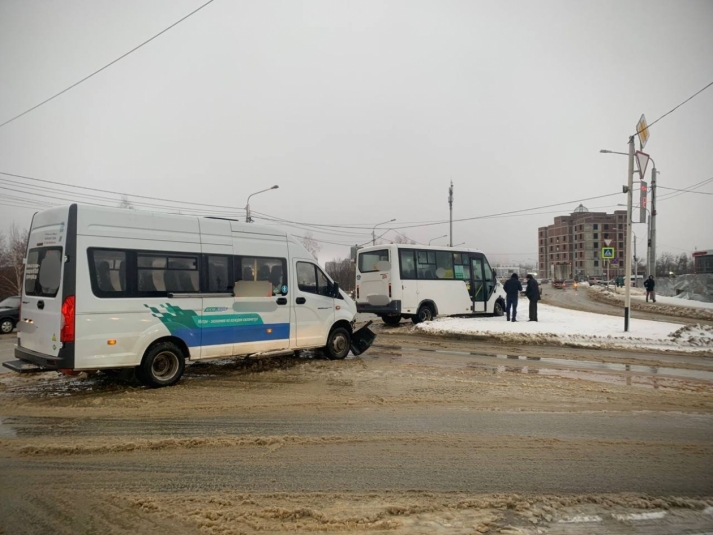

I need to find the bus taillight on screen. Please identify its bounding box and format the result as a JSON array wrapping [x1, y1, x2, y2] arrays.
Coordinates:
[[60, 296, 76, 343]]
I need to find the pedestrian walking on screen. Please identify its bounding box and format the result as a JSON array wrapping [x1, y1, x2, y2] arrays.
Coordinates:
[[503, 273, 522, 322], [525, 274, 540, 321], [644, 275, 656, 303]]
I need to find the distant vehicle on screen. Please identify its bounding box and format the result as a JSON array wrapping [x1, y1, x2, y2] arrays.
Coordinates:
[[0, 296, 20, 334], [552, 264, 569, 287], [4, 204, 375, 387], [355, 244, 506, 324], [587, 276, 602, 286], [565, 279, 577, 289]]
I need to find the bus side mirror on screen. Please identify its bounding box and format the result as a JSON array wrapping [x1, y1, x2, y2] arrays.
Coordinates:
[[331, 282, 340, 298]]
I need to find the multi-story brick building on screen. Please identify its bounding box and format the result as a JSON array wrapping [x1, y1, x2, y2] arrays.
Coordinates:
[[538, 204, 628, 280]]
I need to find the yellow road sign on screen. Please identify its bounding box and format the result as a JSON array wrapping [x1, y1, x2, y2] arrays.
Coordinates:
[[636, 114, 649, 149]]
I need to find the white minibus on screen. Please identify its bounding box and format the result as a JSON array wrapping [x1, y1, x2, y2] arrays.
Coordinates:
[[355, 244, 506, 324], [5, 204, 374, 387]]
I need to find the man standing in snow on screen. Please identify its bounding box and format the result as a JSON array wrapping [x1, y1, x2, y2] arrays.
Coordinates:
[[525, 274, 540, 322], [644, 275, 656, 303], [503, 273, 522, 322]]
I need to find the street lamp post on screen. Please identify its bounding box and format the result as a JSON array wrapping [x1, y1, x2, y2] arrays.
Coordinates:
[[624, 137, 635, 331], [601, 144, 656, 332], [428, 234, 448, 245], [372, 218, 396, 245], [245, 185, 279, 223]]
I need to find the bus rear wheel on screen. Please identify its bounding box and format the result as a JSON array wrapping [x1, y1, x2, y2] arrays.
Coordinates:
[[137, 341, 186, 388], [325, 327, 351, 360], [381, 314, 402, 326], [412, 304, 434, 324]]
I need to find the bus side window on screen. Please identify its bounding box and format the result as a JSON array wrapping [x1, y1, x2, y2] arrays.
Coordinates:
[[399, 250, 416, 279], [297, 262, 317, 294], [207, 255, 231, 292], [237, 256, 288, 296]]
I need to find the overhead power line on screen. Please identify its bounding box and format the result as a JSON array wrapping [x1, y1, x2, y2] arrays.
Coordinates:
[[391, 193, 622, 230], [0, 171, 244, 212], [658, 184, 713, 196], [0, 0, 216, 129], [657, 177, 713, 202], [633, 80, 713, 138]]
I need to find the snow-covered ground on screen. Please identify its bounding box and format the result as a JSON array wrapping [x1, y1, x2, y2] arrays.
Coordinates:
[[414, 304, 713, 352], [631, 291, 713, 310], [590, 284, 713, 310]]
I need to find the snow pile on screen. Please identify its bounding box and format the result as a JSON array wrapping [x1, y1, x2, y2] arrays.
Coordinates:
[[670, 324, 713, 347], [414, 304, 713, 352], [589, 286, 713, 321]]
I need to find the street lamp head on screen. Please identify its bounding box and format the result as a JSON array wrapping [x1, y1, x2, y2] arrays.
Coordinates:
[[599, 149, 612, 154], [271, 185, 279, 189]]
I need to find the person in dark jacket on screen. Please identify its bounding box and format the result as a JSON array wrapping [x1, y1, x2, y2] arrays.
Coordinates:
[[502, 273, 522, 322], [525, 274, 540, 321], [644, 275, 656, 303]]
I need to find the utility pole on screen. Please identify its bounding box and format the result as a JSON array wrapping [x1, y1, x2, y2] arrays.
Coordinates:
[[624, 136, 635, 332], [646, 212, 652, 276], [448, 181, 454, 247], [633, 232, 638, 287], [650, 165, 657, 277]]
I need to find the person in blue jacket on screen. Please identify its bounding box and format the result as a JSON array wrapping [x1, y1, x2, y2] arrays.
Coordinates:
[[503, 273, 522, 322]]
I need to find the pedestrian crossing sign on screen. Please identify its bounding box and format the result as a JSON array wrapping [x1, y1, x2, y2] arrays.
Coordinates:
[[601, 247, 615, 259]]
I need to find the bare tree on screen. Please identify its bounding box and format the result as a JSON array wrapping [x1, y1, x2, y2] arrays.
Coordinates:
[[300, 232, 321, 261], [325, 258, 356, 292], [392, 234, 416, 245], [656, 252, 676, 277], [0, 224, 29, 297], [118, 195, 135, 209]]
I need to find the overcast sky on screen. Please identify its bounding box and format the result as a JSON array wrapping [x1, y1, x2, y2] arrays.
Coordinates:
[[1, 0, 711, 266]]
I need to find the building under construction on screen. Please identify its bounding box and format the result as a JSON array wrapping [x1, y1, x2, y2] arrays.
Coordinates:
[[538, 204, 628, 280]]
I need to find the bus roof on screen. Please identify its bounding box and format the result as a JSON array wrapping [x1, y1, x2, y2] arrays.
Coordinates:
[[54, 203, 290, 239], [358, 243, 484, 255]]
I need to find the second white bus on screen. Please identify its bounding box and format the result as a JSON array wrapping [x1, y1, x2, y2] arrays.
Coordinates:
[[355, 244, 506, 324]]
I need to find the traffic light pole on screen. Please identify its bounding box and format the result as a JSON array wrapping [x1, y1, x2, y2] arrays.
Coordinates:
[[624, 136, 635, 332]]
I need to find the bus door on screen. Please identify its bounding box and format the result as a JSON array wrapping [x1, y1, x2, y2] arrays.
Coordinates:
[[482, 259, 497, 312], [199, 218, 235, 359], [294, 261, 335, 348], [469, 255, 486, 313], [398, 249, 418, 312]]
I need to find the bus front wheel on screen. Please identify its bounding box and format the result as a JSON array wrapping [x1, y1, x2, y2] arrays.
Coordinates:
[[493, 301, 504, 317], [137, 341, 186, 388], [325, 327, 351, 360], [412, 304, 434, 324]]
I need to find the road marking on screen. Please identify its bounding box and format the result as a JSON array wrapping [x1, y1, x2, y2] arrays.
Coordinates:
[[558, 515, 603, 523], [612, 511, 667, 521]]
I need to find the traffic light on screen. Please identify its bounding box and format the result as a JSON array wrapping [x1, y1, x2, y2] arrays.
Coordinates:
[[640, 181, 648, 223]]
